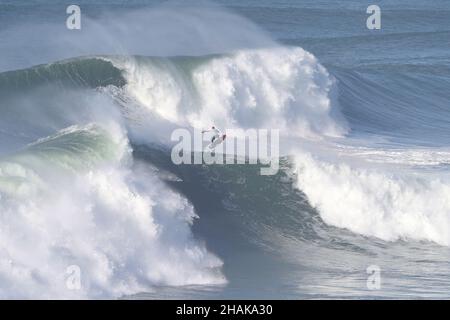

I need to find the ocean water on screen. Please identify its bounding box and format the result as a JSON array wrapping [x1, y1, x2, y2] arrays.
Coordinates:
[[0, 0, 450, 299]]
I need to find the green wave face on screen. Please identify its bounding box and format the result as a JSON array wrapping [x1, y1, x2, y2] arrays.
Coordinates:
[[0, 58, 126, 93], [0, 124, 129, 196], [0, 55, 220, 95]]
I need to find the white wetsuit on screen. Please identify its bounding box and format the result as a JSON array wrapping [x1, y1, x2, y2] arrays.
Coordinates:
[[202, 127, 221, 143]]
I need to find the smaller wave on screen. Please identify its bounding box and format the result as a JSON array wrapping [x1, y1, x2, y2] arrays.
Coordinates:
[[0, 123, 225, 298], [293, 146, 450, 246], [335, 68, 450, 145]]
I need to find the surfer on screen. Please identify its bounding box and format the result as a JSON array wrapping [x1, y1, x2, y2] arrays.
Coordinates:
[[202, 126, 226, 149], [202, 126, 221, 143]]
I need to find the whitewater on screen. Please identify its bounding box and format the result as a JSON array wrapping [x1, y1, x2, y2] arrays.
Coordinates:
[[1, 0, 450, 298]]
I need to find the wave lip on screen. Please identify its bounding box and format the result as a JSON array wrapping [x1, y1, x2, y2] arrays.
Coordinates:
[[0, 58, 125, 93], [106, 47, 348, 139]]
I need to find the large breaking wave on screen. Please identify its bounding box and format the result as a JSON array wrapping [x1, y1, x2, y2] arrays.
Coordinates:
[[0, 45, 346, 297]]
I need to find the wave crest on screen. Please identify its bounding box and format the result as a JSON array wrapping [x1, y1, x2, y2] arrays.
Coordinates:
[[109, 47, 348, 138], [294, 149, 450, 246]]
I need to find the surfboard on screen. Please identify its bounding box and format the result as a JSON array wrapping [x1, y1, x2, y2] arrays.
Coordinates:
[[208, 134, 226, 149]]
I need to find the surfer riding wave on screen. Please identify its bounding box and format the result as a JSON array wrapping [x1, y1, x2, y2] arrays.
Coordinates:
[[202, 126, 227, 149]]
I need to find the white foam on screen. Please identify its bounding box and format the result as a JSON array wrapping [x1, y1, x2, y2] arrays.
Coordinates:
[[0, 125, 225, 298], [110, 47, 348, 140], [191, 48, 347, 138], [294, 148, 450, 246]]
